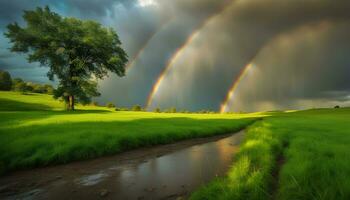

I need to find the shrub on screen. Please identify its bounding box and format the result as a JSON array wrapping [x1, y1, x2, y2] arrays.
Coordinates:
[[106, 102, 116, 108], [32, 84, 46, 93], [170, 107, 177, 113], [14, 82, 27, 93], [132, 105, 142, 111], [44, 84, 54, 94], [154, 107, 161, 113], [334, 105, 340, 109]]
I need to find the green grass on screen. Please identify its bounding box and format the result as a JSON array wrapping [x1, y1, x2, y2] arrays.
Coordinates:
[[3, 91, 349, 199], [190, 108, 350, 200], [0, 91, 260, 174]]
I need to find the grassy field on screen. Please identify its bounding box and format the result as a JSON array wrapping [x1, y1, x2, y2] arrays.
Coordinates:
[[190, 108, 350, 200], [2, 91, 350, 199], [0, 91, 259, 174]]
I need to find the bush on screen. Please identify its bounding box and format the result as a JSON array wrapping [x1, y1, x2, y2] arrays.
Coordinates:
[[164, 107, 177, 113], [106, 102, 116, 108], [14, 82, 27, 93], [91, 101, 99, 106], [132, 105, 142, 111], [0, 70, 12, 91], [334, 105, 340, 109], [11, 77, 55, 94], [32, 84, 46, 93], [154, 107, 161, 113], [44, 84, 54, 94]]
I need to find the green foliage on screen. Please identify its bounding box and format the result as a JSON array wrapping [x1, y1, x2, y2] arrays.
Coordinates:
[[163, 107, 177, 113], [12, 78, 23, 88], [44, 84, 54, 94], [0, 70, 12, 91], [11, 77, 54, 95], [106, 102, 116, 108], [118, 107, 129, 111], [170, 107, 177, 113], [13, 82, 27, 93], [154, 107, 161, 113], [132, 105, 142, 111], [5, 6, 128, 110]]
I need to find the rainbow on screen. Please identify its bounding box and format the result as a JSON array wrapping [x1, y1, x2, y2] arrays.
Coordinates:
[[146, 0, 233, 109], [125, 21, 172, 71], [220, 63, 255, 113], [145, 31, 201, 108]]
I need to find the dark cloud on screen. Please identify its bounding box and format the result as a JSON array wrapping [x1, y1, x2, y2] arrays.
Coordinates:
[[149, 0, 350, 111], [97, 0, 230, 107], [229, 21, 350, 111], [0, 0, 37, 25], [1, 0, 350, 111]]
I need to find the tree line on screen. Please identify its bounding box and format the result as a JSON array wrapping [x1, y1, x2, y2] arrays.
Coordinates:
[[0, 70, 54, 94]]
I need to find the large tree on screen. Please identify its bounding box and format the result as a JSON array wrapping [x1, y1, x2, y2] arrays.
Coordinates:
[[0, 70, 12, 91], [5, 6, 128, 110]]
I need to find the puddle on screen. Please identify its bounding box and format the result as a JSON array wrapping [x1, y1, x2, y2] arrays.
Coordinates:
[[75, 171, 108, 186]]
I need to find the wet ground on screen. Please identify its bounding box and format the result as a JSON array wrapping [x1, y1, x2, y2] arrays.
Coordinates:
[[0, 130, 244, 200]]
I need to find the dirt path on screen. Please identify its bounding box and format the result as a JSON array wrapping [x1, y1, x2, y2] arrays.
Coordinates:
[[0, 130, 245, 200]]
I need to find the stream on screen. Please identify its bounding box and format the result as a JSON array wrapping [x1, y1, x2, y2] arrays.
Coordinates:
[[0, 130, 244, 200]]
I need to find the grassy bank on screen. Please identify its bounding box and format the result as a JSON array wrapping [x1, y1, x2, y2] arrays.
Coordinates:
[[190, 108, 350, 200], [0, 91, 260, 174]]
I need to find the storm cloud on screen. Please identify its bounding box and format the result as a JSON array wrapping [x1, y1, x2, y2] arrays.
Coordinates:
[[1, 0, 350, 111]]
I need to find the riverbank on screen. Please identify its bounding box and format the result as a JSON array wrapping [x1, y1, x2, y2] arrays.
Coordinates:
[[0, 130, 245, 200]]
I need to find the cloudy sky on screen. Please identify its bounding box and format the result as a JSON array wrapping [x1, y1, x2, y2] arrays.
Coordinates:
[[1, 0, 350, 112]]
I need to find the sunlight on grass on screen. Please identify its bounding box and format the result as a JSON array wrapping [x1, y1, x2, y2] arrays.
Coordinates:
[[191, 108, 350, 200], [0, 91, 262, 174]]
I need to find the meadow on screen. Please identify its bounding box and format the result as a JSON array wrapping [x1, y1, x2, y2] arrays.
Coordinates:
[[2, 91, 350, 200], [190, 108, 350, 200], [0, 91, 259, 174]]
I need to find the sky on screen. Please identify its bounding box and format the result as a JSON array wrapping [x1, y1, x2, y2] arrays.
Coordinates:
[[1, 0, 350, 112]]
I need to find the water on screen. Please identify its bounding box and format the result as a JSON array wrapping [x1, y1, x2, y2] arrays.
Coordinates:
[[0, 131, 244, 200]]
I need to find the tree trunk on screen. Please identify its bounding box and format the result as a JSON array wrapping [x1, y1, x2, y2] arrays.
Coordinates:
[[69, 95, 75, 111]]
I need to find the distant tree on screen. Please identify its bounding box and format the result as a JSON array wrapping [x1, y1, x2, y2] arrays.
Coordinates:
[[170, 107, 177, 113], [132, 105, 142, 111], [32, 84, 46, 93], [24, 82, 34, 92], [334, 105, 340, 109], [5, 6, 128, 110], [12, 78, 23, 90], [14, 82, 27, 93], [106, 102, 115, 108], [12, 78, 23, 85], [0, 70, 12, 91], [180, 110, 190, 113], [154, 107, 161, 113], [44, 84, 54, 94]]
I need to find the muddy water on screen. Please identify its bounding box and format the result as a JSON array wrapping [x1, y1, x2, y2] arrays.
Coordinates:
[[0, 130, 244, 200]]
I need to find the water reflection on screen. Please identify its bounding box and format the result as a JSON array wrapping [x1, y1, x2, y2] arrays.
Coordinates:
[[110, 131, 244, 199]]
